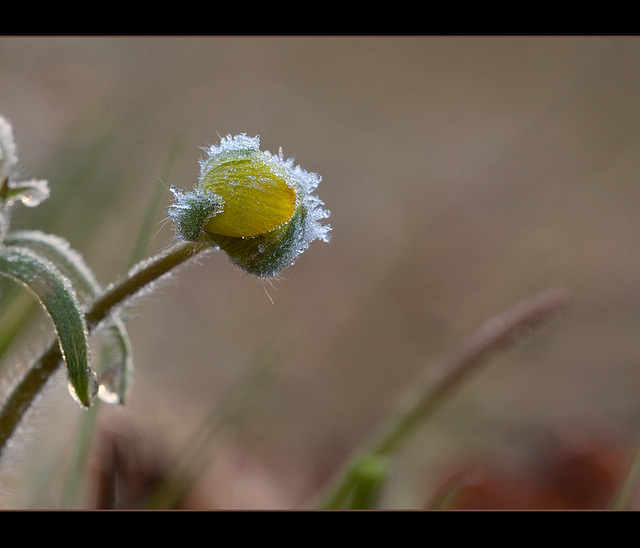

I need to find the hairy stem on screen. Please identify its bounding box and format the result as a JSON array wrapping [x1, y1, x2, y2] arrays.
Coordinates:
[[0, 240, 207, 458]]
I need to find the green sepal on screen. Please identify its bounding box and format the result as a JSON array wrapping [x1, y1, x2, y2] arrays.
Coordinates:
[[4, 230, 133, 403], [205, 201, 307, 278], [0, 244, 96, 406]]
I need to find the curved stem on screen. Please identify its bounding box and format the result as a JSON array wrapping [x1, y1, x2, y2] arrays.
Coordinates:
[[85, 241, 207, 329], [369, 288, 571, 458], [0, 240, 208, 458]]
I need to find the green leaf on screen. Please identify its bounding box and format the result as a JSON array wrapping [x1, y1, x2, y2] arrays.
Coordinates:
[[4, 230, 101, 298], [0, 245, 96, 406], [4, 230, 133, 403]]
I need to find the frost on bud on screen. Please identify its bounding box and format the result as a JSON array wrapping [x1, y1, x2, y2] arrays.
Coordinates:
[[169, 134, 331, 278]]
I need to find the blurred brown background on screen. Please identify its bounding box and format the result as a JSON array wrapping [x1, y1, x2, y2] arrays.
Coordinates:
[[0, 36, 639, 509]]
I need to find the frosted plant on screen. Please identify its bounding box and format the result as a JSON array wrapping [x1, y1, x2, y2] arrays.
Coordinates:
[[0, 115, 590, 511], [169, 134, 331, 278], [0, 121, 331, 463]]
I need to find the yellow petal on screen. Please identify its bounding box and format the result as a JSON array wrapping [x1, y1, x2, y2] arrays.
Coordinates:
[[201, 157, 296, 238]]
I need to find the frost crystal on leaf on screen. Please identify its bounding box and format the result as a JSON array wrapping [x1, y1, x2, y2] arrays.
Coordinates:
[[8, 179, 51, 207], [168, 185, 224, 242], [276, 153, 332, 247], [200, 133, 261, 165]]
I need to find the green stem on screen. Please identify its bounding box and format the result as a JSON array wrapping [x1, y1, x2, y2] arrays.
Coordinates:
[[0, 240, 207, 458]]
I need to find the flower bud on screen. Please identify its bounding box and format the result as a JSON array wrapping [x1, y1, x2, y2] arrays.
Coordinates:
[[169, 134, 331, 278]]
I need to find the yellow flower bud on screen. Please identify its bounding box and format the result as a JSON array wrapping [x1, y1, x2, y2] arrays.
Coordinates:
[[200, 147, 296, 237], [169, 134, 330, 278]]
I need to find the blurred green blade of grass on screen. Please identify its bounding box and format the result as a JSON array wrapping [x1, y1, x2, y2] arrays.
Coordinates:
[[0, 289, 38, 372], [316, 288, 572, 509], [337, 454, 389, 510], [126, 131, 188, 268], [60, 131, 189, 508], [144, 350, 279, 510], [0, 107, 127, 371]]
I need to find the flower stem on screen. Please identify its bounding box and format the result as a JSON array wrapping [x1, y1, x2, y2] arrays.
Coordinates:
[[0, 240, 208, 458]]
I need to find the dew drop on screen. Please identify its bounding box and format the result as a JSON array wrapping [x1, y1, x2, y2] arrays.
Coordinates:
[[67, 368, 99, 407], [16, 179, 50, 207], [97, 366, 125, 405]]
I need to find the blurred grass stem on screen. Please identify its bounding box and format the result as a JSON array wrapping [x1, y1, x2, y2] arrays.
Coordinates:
[[145, 352, 278, 509], [316, 287, 572, 509]]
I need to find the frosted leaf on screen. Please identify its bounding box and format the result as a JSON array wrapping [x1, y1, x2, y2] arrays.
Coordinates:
[[168, 185, 224, 242], [200, 133, 261, 164], [8, 179, 50, 207], [0, 115, 17, 181]]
